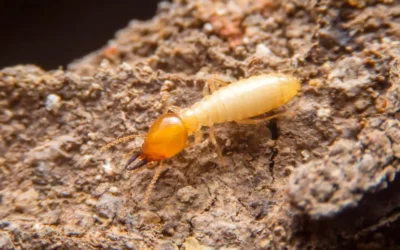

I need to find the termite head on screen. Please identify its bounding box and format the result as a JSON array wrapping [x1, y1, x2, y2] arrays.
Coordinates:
[[125, 113, 188, 170]]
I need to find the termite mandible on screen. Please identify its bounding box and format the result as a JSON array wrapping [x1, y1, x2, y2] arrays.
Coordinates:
[[101, 73, 300, 204]]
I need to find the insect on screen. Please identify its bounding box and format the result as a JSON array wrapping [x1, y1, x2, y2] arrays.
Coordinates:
[[101, 73, 300, 204]]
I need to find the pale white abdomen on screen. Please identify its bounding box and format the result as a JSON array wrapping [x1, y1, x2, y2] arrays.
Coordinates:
[[180, 74, 300, 134]]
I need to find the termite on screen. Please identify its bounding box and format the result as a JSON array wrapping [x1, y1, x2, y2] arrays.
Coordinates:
[[101, 73, 300, 204]]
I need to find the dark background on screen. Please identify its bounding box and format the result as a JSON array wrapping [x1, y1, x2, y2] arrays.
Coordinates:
[[0, 1, 160, 70]]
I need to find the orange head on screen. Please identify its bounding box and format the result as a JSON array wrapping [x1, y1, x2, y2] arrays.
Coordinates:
[[125, 113, 188, 170]]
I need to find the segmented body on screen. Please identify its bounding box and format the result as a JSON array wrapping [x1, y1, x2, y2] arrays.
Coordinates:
[[101, 73, 301, 205], [179, 74, 300, 135]]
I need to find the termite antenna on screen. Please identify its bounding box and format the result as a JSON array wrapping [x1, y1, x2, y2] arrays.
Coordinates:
[[100, 134, 137, 152], [143, 161, 164, 205]]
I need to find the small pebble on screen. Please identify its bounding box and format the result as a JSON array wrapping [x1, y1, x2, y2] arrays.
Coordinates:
[[163, 80, 174, 89], [109, 186, 119, 194], [375, 96, 388, 113], [120, 62, 132, 71], [354, 98, 370, 111], [203, 23, 213, 32], [317, 107, 331, 121], [88, 132, 97, 140], [100, 59, 111, 68], [118, 71, 129, 80], [255, 43, 272, 57], [102, 160, 115, 176], [177, 186, 198, 204], [301, 150, 310, 161], [95, 194, 122, 219], [45, 94, 62, 113], [142, 65, 153, 73]]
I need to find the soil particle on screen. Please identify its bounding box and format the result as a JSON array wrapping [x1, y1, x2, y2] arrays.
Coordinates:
[[96, 194, 123, 219], [0, 232, 13, 250], [176, 185, 199, 204]]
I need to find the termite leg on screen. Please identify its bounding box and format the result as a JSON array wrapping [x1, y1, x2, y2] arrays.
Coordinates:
[[194, 130, 203, 143], [211, 75, 230, 88], [145, 161, 158, 169], [186, 130, 204, 149], [208, 126, 227, 168], [208, 79, 218, 93], [236, 111, 296, 125], [205, 76, 229, 94], [203, 78, 227, 168], [126, 161, 157, 174], [167, 105, 182, 114], [203, 82, 211, 96], [143, 161, 164, 205], [100, 134, 143, 152]]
